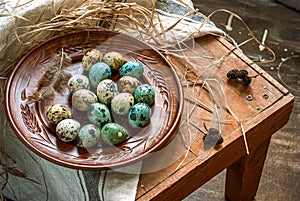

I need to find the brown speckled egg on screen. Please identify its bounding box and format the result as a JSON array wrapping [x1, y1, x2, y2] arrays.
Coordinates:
[[111, 93, 134, 115], [117, 76, 141, 94], [67, 74, 90, 93], [72, 89, 98, 111], [103, 51, 125, 71], [96, 79, 119, 105], [46, 104, 72, 125], [82, 49, 103, 71], [56, 119, 80, 142]]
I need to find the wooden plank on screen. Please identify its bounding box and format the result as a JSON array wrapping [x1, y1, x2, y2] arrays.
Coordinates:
[[136, 93, 293, 201]]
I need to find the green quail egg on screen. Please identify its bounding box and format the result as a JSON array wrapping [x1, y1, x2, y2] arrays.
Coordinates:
[[76, 124, 101, 148], [120, 60, 144, 79], [101, 123, 129, 145], [87, 103, 112, 127], [128, 103, 152, 128], [134, 84, 155, 105]]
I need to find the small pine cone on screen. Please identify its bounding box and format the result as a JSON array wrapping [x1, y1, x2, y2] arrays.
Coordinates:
[[227, 69, 239, 79], [237, 70, 249, 78], [243, 76, 252, 86]]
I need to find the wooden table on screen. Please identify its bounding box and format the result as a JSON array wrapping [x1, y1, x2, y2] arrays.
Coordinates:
[[135, 36, 294, 201]]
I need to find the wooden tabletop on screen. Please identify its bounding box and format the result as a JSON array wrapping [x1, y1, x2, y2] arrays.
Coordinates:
[[135, 35, 294, 201]]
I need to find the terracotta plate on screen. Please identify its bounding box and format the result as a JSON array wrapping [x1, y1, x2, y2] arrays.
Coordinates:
[[5, 30, 183, 170]]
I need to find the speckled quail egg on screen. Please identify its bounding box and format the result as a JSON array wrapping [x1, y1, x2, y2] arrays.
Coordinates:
[[128, 103, 152, 128], [96, 79, 119, 105], [101, 123, 128, 145], [56, 119, 80, 142], [82, 49, 103, 71], [117, 76, 141, 94], [76, 124, 101, 148], [134, 84, 155, 106], [120, 60, 144, 79], [103, 51, 125, 71], [46, 104, 72, 125], [72, 89, 98, 111], [89, 62, 112, 88], [88, 102, 112, 127], [67, 74, 90, 93], [111, 93, 134, 115]]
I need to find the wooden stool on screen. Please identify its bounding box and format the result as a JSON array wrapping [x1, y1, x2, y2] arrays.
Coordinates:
[[135, 36, 294, 201]]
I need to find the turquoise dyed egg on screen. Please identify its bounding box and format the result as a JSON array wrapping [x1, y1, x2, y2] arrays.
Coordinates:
[[103, 51, 125, 71], [96, 79, 119, 105], [89, 62, 112, 88], [134, 84, 155, 106], [46, 104, 72, 125], [111, 93, 134, 115], [76, 124, 101, 148], [82, 49, 103, 71], [72, 89, 98, 111], [67, 74, 90, 93], [117, 76, 141, 94], [120, 60, 144, 79], [56, 119, 80, 142], [101, 123, 129, 145], [128, 103, 152, 128], [88, 103, 112, 127]]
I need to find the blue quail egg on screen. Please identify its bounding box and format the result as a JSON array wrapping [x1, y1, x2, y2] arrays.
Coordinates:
[[56, 119, 80, 142], [76, 124, 101, 148], [96, 79, 119, 105], [82, 49, 103, 71], [46, 104, 72, 125], [89, 62, 112, 88], [101, 123, 128, 145], [88, 103, 112, 127], [103, 51, 125, 71], [72, 89, 98, 111], [67, 74, 90, 93], [111, 93, 134, 115], [128, 103, 152, 128], [134, 84, 155, 105], [120, 60, 144, 79], [117, 76, 141, 94]]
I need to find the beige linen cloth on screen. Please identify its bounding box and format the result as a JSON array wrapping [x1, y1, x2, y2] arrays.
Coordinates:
[[0, 0, 227, 200]]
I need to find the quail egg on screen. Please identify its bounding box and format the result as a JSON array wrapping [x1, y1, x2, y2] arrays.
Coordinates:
[[88, 102, 112, 127], [120, 60, 144, 79], [103, 51, 125, 71], [76, 124, 101, 148], [128, 103, 152, 128], [72, 89, 98, 111], [56, 119, 80, 142], [67, 74, 90, 93], [101, 123, 128, 145], [46, 104, 72, 125], [111, 93, 134, 115], [89, 62, 112, 88], [96, 79, 119, 105], [134, 84, 155, 105], [82, 49, 103, 71], [117, 76, 141, 94]]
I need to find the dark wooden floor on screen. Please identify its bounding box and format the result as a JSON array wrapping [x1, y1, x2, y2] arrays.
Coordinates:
[[184, 0, 300, 201]]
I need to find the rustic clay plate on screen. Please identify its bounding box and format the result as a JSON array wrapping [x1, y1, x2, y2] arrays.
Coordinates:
[[5, 30, 183, 170]]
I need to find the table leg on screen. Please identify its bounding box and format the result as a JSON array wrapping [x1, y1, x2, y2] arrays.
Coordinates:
[[225, 138, 271, 201]]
